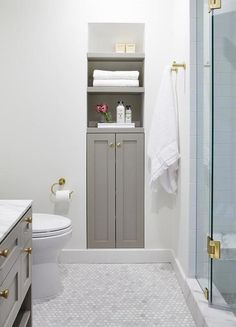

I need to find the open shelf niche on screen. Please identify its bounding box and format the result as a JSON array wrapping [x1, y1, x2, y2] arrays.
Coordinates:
[[87, 23, 145, 129]]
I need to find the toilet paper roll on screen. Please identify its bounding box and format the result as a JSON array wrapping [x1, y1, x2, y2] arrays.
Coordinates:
[[54, 190, 71, 215]]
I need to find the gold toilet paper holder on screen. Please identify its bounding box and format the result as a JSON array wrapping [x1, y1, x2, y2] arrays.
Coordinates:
[[51, 178, 73, 198]]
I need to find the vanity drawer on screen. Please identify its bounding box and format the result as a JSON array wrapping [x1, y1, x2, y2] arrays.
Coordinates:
[[21, 240, 32, 299], [20, 208, 32, 247], [0, 257, 21, 327], [0, 225, 21, 285]]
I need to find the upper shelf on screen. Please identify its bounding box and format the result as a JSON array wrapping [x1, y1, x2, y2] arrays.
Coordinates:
[[87, 86, 144, 94], [87, 53, 145, 61]]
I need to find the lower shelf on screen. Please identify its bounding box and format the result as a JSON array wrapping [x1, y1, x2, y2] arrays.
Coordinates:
[[87, 127, 144, 133]]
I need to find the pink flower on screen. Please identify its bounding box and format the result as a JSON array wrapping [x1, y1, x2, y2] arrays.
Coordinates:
[[95, 103, 112, 122], [96, 103, 108, 113]]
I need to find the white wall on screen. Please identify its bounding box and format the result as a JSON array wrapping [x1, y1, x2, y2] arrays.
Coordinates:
[[0, 0, 178, 251]]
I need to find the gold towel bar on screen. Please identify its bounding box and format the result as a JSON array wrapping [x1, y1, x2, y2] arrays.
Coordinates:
[[171, 61, 186, 72], [51, 178, 73, 198]]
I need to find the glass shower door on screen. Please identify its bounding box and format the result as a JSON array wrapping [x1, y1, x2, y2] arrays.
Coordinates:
[[211, 0, 236, 313], [196, 0, 212, 297]]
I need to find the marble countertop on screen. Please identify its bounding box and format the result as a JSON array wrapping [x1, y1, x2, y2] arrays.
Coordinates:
[[0, 200, 32, 243]]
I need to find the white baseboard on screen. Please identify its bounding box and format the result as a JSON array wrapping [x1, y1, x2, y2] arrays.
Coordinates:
[[59, 248, 172, 264], [170, 251, 190, 299]]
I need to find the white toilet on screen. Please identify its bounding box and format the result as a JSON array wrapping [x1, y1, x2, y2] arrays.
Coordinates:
[[32, 213, 72, 300]]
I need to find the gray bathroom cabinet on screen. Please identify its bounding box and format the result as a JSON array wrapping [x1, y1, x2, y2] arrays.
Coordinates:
[[87, 132, 144, 248], [86, 49, 145, 249]]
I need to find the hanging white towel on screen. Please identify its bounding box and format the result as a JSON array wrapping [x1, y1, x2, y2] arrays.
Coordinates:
[[148, 66, 180, 194]]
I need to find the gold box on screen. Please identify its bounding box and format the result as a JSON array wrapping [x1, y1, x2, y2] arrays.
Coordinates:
[[126, 43, 136, 53], [115, 43, 126, 53]]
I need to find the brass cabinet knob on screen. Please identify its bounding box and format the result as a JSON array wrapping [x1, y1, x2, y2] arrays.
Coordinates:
[[109, 143, 115, 148], [0, 249, 10, 257], [116, 142, 121, 148], [24, 217, 32, 224], [0, 289, 9, 299], [24, 247, 32, 254]]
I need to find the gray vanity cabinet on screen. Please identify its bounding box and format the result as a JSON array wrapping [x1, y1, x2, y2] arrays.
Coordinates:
[[87, 132, 144, 248], [0, 207, 32, 327]]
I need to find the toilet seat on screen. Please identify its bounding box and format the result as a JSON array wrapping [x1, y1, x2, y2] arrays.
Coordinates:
[[33, 213, 72, 238], [33, 225, 72, 238]]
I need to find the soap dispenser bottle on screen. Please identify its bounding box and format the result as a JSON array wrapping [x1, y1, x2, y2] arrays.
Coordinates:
[[116, 101, 125, 123], [125, 105, 132, 123]]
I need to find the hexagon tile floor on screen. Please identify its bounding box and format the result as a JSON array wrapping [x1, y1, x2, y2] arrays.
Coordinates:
[[33, 263, 196, 327]]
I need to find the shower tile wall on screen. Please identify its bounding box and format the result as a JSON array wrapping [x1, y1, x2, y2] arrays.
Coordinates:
[[213, 11, 236, 234], [213, 9, 236, 295]]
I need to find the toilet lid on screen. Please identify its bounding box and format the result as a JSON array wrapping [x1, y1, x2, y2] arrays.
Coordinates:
[[32, 213, 71, 234]]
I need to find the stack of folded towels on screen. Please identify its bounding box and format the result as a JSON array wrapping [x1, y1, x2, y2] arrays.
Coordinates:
[[93, 70, 139, 87]]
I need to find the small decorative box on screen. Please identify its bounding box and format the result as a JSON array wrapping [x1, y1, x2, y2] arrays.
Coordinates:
[[126, 43, 136, 53], [115, 43, 126, 53]]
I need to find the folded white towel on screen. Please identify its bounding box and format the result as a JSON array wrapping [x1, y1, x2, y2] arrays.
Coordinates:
[[93, 79, 139, 87], [148, 66, 180, 194], [93, 70, 139, 80]]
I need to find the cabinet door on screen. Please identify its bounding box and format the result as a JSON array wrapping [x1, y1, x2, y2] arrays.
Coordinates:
[[87, 134, 116, 248], [21, 240, 32, 300], [0, 224, 21, 286], [116, 133, 144, 248], [0, 257, 21, 327]]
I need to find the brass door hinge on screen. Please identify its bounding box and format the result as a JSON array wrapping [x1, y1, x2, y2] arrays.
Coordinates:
[[204, 287, 209, 300], [208, 0, 221, 10], [207, 236, 221, 259]]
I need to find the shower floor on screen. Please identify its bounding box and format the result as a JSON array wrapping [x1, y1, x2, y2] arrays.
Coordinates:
[[33, 263, 195, 327]]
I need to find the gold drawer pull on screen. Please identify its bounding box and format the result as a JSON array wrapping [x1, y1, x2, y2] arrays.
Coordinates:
[[0, 289, 9, 299], [24, 247, 32, 254], [24, 217, 32, 224], [0, 249, 10, 257], [117, 142, 121, 148]]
